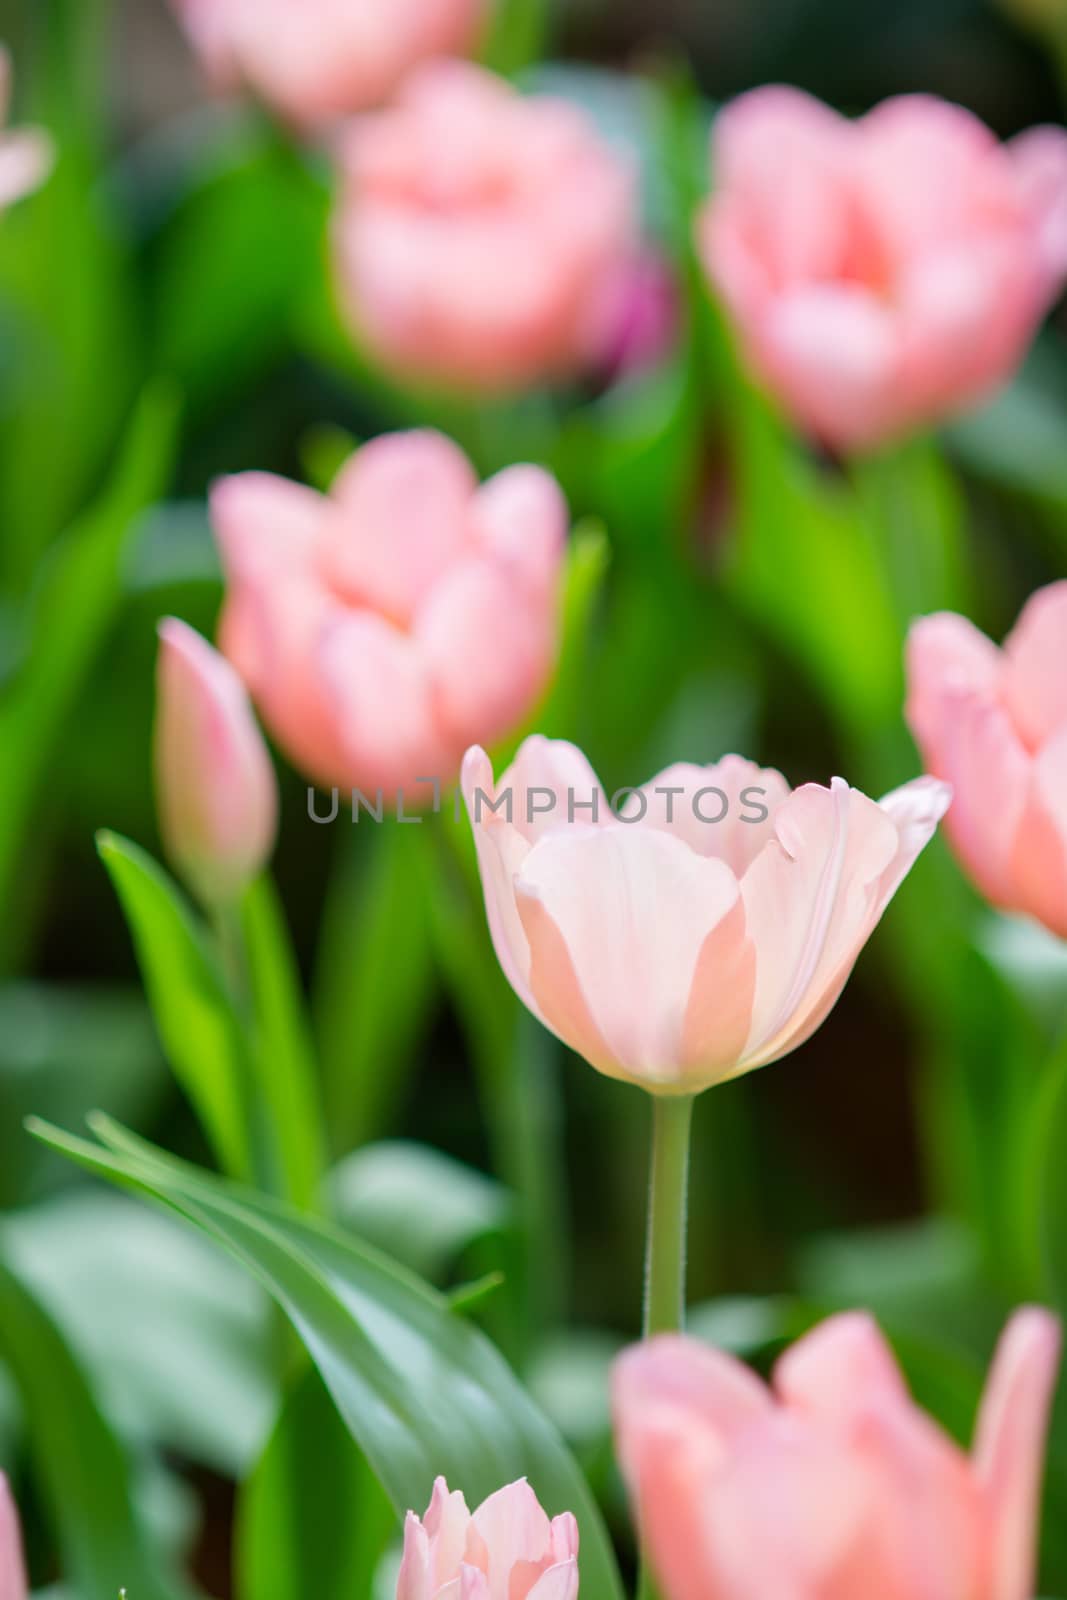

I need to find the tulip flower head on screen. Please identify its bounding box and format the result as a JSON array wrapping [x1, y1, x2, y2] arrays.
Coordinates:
[[0, 1477, 26, 1600], [462, 738, 950, 1094], [212, 431, 567, 800], [907, 582, 1067, 937], [154, 619, 278, 908], [613, 1308, 1060, 1600], [397, 1477, 579, 1600], [0, 46, 53, 214], [170, 0, 484, 128], [333, 61, 637, 394], [699, 87, 1067, 451]]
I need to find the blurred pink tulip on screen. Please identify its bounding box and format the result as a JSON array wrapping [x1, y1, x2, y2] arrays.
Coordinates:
[[0, 1478, 26, 1600], [699, 87, 1067, 451], [462, 738, 949, 1093], [613, 1308, 1060, 1600], [155, 618, 278, 906], [907, 582, 1067, 937], [333, 62, 637, 393], [397, 1477, 579, 1600], [212, 431, 567, 798], [0, 46, 52, 213], [170, 0, 484, 128]]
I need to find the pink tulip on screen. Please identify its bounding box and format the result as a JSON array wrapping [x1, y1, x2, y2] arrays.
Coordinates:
[[462, 738, 949, 1093], [0, 46, 52, 213], [397, 1477, 579, 1600], [155, 618, 278, 907], [906, 583, 1067, 937], [613, 1309, 1060, 1600], [698, 87, 1067, 451], [332, 62, 637, 394], [212, 431, 567, 799], [169, 0, 484, 128], [0, 1478, 26, 1600]]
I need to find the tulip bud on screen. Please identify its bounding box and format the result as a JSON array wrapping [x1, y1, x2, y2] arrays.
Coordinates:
[[397, 1477, 578, 1600], [154, 618, 278, 907]]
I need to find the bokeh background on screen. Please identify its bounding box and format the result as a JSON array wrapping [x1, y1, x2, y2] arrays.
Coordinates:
[[3, 0, 1067, 1594]]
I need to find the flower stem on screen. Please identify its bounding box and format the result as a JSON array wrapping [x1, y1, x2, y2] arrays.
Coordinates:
[[642, 1093, 695, 1338], [637, 1093, 695, 1600]]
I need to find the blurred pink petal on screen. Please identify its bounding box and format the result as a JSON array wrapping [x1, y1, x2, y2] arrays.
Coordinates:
[[0, 48, 52, 212], [0, 1478, 26, 1600], [170, 0, 485, 128], [974, 1308, 1062, 1600], [906, 583, 1067, 935], [333, 61, 637, 394], [700, 86, 1067, 450], [213, 435, 566, 801], [613, 1309, 1060, 1600]]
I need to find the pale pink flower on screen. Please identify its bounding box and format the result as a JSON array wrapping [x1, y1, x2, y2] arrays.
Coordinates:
[[0, 46, 52, 213], [907, 582, 1067, 937], [333, 61, 637, 394], [397, 1477, 579, 1600], [170, 0, 484, 128], [699, 87, 1067, 451], [462, 738, 949, 1093], [155, 618, 278, 906], [212, 431, 567, 799], [0, 1477, 26, 1600], [612, 1309, 1060, 1600]]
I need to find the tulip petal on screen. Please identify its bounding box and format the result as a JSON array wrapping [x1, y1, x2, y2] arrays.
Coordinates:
[[514, 826, 743, 1086], [757, 282, 903, 450], [418, 558, 556, 751], [0, 1478, 26, 1600], [323, 430, 476, 623], [774, 1313, 909, 1421], [740, 780, 898, 1067], [211, 472, 325, 583], [471, 465, 568, 601], [0, 127, 52, 209], [622, 756, 791, 875], [494, 736, 609, 843], [935, 687, 1031, 909], [1009, 124, 1067, 290], [1011, 724, 1067, 939], [461, 746, 542, 1016], [317, 609, 450, 798], [905, 611, 1003, 772], [1002, 580, 1067, 751], [974, 1307, 1061, 1600]]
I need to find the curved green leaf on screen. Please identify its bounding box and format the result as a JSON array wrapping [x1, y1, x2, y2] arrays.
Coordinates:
[[0, 1235, 199, 1600], [30, 1116, 626, 1600], [97, 832, 251, 1181]]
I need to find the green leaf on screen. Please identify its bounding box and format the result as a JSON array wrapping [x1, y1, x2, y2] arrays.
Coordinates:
[[96, 832, 252, 1182], [150, 126, 327, 415], [237, 1367, 394, 1600], [239, 874, 327, 1211], [2, 1187, 275, 1477], [30, 1116, 626, 1600], [0, 384, 181, 944], [0, 1238, 199, 1600]]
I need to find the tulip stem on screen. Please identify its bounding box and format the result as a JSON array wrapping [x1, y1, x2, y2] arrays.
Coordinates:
[[642, 1093, 695, 1338]]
